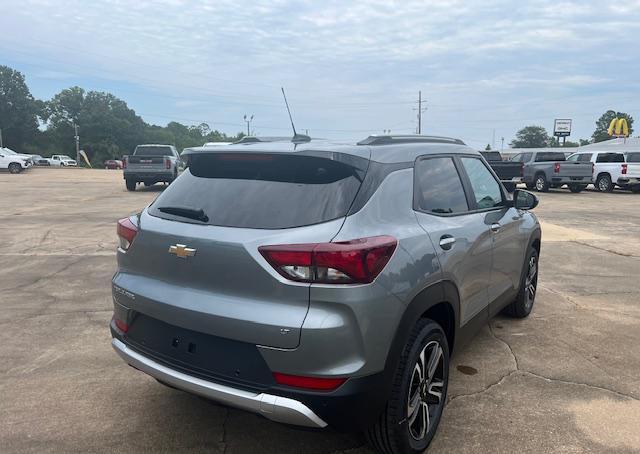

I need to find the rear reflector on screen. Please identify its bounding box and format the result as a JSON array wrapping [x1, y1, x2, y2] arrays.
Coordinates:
[[259, 236, 397, 284], [273, 372, 347, 391], [113, 317, 129, 333], [117, 217, 138, 250]]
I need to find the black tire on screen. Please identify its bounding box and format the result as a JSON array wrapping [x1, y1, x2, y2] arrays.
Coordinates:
[[366, 319, 449, 454], [595, 173, 613, 192], [125, 179, 136, 191], [632, 186, 640, 194], [503, 247, 539, 318], [8, 163, 22, 174], [534, 173, 549, 192], [568, 184, 586, 193]]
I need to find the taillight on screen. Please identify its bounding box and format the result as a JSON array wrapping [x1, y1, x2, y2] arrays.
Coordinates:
[[112, 316, 129, 333], [165, 157, 171, 169], [122, 156, 127, 169], [554, 163, 561, 173], [273, 372, 346, 391], [117, 217, 138, 250], [622, 164, 628, 175], [259, 236, 397, 284]]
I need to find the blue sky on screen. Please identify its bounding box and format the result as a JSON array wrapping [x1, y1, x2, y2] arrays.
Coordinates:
[[1, 0, 639, 148]]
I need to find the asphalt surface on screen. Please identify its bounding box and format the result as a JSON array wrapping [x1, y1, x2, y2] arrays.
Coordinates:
[[1, 168, 639, 453]]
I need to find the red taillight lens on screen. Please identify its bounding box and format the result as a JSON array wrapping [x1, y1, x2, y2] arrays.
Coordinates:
[[165, 157, 171, 169], [122, 157, 127, 169], [554, 162, 561, 173], [622, 164, 628, 175], [113, 317, 129, 333], [117, 217, 138, 250], [259, 236, 397, 284], [273, 372, 346, 391]]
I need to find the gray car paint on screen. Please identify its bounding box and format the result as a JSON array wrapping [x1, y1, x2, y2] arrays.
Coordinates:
[[112, 138, 539, 403]]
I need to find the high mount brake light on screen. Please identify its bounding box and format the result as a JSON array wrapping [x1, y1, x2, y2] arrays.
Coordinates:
[[259, 236, 397, 284], [117, 217, 138, 250]]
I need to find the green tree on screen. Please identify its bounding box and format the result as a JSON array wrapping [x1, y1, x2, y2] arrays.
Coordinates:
[[485, 143, 491, 150], [592, 110, 634, 143], [0, 65, 41, 151], [44, 87, 147, 164], [510, 126, 550, 148]]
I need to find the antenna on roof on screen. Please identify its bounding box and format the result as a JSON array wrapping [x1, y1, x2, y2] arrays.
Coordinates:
[[281, 87, 310, 144]]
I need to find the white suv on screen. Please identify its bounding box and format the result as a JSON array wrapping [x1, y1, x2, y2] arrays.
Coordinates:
[[0, 147, 33, 173], [567, 151, 640, 192], [49, 155, 78, 166]]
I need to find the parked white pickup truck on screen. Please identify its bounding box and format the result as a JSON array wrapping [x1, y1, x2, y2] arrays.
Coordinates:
[[567, 151, 640, 192], [0, 147, 33, 173], [47, 155, 78, 166]]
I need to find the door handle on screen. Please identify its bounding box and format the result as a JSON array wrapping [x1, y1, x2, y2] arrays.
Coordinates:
[[439, 236, 456, 250], [490, 223, 501, 233]]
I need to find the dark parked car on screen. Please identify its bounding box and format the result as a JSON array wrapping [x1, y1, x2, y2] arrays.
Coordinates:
[[111, 135, 541, 454], [480, 151, 523, 192]]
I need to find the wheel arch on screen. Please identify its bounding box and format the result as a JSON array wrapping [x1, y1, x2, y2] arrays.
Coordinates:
[[596, 171, 611, 181]]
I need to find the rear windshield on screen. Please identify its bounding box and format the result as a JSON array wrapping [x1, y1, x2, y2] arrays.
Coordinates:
[[596, 153, 624, 163], [481, 151, 502, 161], [149, 152, 367, 229], [134, 146, 173, 156], [627, 153, 640, 163], [535, 152, 566, 162]]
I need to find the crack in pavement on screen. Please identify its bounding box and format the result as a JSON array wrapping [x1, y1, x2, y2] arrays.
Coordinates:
[[448, 321, 639, 403], [0, 255, 90, 292], [539, 284, 639, 319], [571, 240, 640, 259], [220, 407, 229, 454]]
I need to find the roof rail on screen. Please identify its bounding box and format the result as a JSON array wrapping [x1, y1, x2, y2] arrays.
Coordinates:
[[357, 135, 466, 146]]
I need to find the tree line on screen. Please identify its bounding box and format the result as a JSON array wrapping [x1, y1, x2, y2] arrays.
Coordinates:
[[0, 65, 243, 165]]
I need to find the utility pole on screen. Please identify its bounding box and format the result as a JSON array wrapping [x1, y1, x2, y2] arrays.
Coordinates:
[[414, 91, 427, 134], [74, 123, 80, 162], [243, 114, 254, 136], [501, 137, 505, 151]]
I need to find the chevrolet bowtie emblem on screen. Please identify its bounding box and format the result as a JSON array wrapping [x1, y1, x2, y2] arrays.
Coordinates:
[[168, 244, 196, 258]]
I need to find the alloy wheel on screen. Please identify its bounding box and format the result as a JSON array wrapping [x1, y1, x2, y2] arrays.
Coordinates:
[[407, 341, 445, 441], [535, 177, 544, 191], [524, 255, 537, 309]]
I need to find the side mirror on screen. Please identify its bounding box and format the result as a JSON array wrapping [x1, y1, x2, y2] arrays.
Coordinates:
[[513, 189, 538, 210]]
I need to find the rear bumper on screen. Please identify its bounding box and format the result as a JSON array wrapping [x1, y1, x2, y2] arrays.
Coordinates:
[[550, 176, 589, 183], [112, 337, 328, 428], [124, 171, 174, 181], [617, 177, 640, 186]]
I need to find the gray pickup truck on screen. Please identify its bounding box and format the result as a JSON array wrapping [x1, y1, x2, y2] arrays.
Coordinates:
[[511, 150, 592, 193], [123, 144, 181, 191]]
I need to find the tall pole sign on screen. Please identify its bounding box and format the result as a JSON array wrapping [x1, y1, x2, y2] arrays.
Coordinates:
[[553, 119, 572, 146]]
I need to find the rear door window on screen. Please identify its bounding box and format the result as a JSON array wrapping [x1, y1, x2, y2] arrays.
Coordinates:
[[414, 157, 469, 214], [149, 152, 367, 229], [627, 153, 640, 163], [460, 157, 504, 209]]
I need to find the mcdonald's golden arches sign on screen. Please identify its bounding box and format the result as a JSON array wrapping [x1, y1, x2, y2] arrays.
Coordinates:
[[608, 118, 629, 137]]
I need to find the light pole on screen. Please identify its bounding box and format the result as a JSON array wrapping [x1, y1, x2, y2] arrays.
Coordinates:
[[243, 114, 254, 136], [74, 123, 80, 162]]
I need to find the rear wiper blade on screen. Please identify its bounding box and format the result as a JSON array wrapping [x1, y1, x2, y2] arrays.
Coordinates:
[[158, 206, 209, 222]]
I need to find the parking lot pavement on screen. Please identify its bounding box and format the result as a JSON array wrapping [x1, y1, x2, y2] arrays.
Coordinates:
[[1, 169, 638, 453]]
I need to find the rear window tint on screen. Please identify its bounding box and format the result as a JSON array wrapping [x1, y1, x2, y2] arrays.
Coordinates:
[[535, 152, 566, 162], [414, 157, 468, 214], [135, 146, 174, 156], [627, 153, 640, 163], [149, 153, 367, 229], [596, 153, 624, 163], [481, 151, 502, 161]]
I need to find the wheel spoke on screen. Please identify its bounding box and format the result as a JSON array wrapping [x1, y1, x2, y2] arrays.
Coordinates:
[[408, 397, 421, 426], [427, 380, 443, 402], [407, 387, 421, 419], [426, 344, 442, 382], [421, 402, 429, 437]]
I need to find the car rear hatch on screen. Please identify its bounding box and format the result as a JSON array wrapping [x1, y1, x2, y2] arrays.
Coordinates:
[[114, 148, 370, 349], [558, 161, 592, 178], [127, 146, 173, 171]]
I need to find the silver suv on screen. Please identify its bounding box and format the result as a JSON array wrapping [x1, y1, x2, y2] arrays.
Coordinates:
[[111, 135, 541, 454]]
